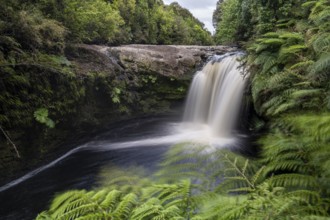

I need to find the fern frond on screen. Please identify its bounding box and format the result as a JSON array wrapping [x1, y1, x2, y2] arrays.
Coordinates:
[[279, 44, 307, 62], [251, 74, 267, 104], [262, 32, 280, 38], [251, 166, 266, 185], [279, 32, 305, 44], [259, 38, 285, 46], [290, 60, 314, 73], [49, 190, 88, 215], [260, 95, 285, 115], [113, 193, 138, 219], [312, 34, 330, 53], [269, 174, 318, 188], [272, 101, 298, 115], [266, 71, 292, 89], [309, 53, 330, 80], [99, 189, 121, 211], [302, 1, 317, 10], [287, 190, 321, 204], [195, 195, 247, 220], [291, 89, 323, 99], [313, 8, 330, 25], [265, 160, 311, 174], [35, 211, 51, 220]]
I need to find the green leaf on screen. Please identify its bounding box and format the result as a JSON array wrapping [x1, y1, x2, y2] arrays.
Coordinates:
[[34, 108, 49, 123], [34, 108, 55, 128]]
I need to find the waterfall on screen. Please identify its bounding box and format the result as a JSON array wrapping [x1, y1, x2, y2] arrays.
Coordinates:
[[183, 53, 247, 138]]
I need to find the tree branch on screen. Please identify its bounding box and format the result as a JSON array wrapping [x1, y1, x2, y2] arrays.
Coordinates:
[[0, 125, 20, 158]]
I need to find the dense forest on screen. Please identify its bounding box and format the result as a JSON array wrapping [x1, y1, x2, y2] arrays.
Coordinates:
[[1, 0, 330, 219]]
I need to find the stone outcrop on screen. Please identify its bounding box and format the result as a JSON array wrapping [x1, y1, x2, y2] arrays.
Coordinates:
[[76, 44, 237, 77]]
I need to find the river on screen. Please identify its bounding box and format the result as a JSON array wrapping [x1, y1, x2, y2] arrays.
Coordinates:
[[0, 114, 180, 219], [0, 53, 247, 219]]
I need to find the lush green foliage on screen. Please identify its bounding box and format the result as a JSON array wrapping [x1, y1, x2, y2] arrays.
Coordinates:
[[2, 0, 330, 219], [211, 0, 330, 218], [37, 142, 330, 219], [2, 0, 212, 45], [12, 0, 330, 218]]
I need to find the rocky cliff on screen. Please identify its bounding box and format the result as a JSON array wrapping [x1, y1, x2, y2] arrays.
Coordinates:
[[70, 44, 236, 77]]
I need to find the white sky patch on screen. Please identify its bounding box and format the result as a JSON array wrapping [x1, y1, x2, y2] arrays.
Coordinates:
[[163, 0, 218, 34]]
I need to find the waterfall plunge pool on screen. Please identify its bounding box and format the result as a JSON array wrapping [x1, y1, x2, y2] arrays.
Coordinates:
[[0, 53, 249, 219]]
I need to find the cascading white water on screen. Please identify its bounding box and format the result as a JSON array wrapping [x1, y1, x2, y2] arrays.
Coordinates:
[[183, 53, 247, 138]]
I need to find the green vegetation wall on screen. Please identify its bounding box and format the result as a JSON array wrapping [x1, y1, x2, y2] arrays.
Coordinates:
[[210, 0, 330, 218], [213, 0, 330, 120], [3, 0, 213, 45]]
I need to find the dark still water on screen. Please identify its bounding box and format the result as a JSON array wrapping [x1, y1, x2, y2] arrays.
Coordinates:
[[0, 114, 180, 220]]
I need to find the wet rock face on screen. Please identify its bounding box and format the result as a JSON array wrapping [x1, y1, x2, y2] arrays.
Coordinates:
[[86, 44, 237, 77]]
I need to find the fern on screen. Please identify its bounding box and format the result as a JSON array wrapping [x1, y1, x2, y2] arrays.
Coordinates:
[[308, 53, 330, 81], [262, 32, 280, 38], [212, 151, 264, 194], [312, 34, 330, 53], [258, 38, 285, 47], [279, 32, 305, 44], [132, 198, 182, 220], [252, 51, 279, 74], [279, 44, 308, 62], [260, 114, 330, 193], [301, 1, 318, 10], [36, 189, 138, 220], [113, 193, 138, 219], [290, 60, 314, 73]]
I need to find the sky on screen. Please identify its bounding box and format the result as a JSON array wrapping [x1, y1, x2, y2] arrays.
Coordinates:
[[163, 0, 218, 34]]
